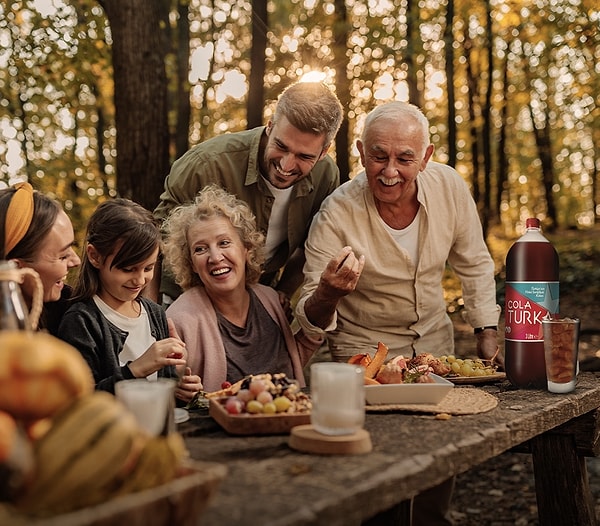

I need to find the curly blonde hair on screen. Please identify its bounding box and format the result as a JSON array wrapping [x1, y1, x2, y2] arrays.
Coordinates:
[[162, 185, 265, 290]]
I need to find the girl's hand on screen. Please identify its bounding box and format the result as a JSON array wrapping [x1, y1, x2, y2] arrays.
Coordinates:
[[128, 338, 187, 378], [175, 367, 203, 402], [167, 319, 190, 377]]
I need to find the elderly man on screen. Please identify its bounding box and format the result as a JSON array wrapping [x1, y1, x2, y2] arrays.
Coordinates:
[[295, 101, 501, 526], [296, 101, 500, 365]]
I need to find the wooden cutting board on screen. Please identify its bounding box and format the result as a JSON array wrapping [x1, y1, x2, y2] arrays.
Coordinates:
[[209, 397, 311, 435]]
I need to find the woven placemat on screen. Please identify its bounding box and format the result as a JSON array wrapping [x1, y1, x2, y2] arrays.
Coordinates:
[[366, 387, 498, 415]]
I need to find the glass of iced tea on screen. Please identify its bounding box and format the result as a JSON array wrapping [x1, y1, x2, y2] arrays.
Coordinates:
[[542, 316, 580, 393]]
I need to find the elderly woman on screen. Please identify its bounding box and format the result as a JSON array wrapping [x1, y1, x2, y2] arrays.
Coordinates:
[[0, 182, 81, 334], [162, 185, 323, 392]]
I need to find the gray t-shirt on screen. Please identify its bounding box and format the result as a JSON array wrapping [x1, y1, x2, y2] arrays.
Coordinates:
[[217, 289, 294, 383]]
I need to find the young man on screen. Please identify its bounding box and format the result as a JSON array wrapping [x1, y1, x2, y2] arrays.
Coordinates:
[[151, 82, 343, 312]]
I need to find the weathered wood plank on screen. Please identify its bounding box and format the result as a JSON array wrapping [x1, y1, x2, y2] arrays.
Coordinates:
[[180, 373, 600, 525]]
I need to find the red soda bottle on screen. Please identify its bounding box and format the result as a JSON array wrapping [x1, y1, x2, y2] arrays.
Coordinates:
[[504, 218, 559, 388]]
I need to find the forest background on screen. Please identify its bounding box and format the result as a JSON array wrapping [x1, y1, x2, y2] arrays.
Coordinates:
[[3, 4, 600, 520], [1, 0, 599, 307]]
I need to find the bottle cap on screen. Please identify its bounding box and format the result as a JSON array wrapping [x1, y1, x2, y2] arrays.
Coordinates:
[[526, 218, 541, 228]]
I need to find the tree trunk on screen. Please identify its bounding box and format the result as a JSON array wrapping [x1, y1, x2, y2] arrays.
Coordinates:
[[333, 0, 350, 183], [464, 34, 482, 221], [247, 0, 268, 129], [444, 0, 457, 168], [405, 0, 422, 108], [529, 103, 558, 230], [98, 0, 170, 212], [593, 143, 599, 224], [481, 0, 493, 233], [175, 0, 191, 159], [197, 1, 218, 143], [496, 52, 509, 224]]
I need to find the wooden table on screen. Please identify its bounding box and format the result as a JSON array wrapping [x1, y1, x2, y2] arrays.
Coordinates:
[[179, 372, 600, 526]]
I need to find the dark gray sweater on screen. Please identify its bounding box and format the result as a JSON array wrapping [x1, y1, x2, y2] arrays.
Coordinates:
[[57, 297, 178, 393]]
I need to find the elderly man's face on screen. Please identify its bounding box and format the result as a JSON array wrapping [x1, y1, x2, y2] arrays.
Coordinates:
[[260, 115, 328, 190], [357, 117, 434, 206]]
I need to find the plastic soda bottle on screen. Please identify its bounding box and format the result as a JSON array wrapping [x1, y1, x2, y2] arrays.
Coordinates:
[[504, 218, 559, 388]]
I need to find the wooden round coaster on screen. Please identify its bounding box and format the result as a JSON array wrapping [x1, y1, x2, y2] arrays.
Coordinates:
[[288, 424, 372, 455]]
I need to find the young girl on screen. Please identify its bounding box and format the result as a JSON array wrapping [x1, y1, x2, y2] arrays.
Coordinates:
[[57, 198, 202, 403]]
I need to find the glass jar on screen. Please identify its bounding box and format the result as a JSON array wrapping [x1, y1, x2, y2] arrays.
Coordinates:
[[0, 261, 43, 331]]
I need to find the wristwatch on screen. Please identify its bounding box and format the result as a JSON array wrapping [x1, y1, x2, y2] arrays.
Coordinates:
[[474, 326, 498, 334]]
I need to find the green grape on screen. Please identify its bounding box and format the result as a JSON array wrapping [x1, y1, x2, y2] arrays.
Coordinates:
[[262, 402, 277, 414], [273, 396, 292, 413], [460, 363, 475, 376], [246, 400, 264, 414]]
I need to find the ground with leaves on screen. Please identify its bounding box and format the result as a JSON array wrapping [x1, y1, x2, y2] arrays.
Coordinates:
[[449, 224, 600, 525]]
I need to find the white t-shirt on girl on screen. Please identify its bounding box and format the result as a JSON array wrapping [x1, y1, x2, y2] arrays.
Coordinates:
[[93, 295, 158, 381]]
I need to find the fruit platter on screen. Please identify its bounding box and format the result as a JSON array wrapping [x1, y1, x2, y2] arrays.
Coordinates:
[[206, 373, 312, 435]]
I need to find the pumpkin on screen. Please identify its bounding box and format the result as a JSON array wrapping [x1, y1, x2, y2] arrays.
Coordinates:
[[16, 391, 148, 516], [0, 331, 94, 422], [0, 410, 34, 501], [0, 410, 17, 464]]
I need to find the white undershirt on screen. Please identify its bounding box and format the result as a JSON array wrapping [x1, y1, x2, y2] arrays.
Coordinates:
[[381, 207, 421, 266], [264, 180, 293, 260], [93, 295, 158, 381]]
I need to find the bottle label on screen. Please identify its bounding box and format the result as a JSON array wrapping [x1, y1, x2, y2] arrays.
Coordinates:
[[505, 281, 559, 341]]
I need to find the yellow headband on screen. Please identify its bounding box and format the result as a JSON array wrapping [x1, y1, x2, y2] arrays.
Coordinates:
[[5, 182, 35, 256]]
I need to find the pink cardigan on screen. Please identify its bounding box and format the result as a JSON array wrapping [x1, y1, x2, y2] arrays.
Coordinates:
[[166, 284, 324, 392]]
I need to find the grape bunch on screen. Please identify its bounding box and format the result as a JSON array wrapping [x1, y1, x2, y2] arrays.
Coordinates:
[[223, 373, 311, 415], [439, 355, 498, 377]]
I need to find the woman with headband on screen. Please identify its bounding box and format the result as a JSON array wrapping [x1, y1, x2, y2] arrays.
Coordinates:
[[0, 182, 81, 334]]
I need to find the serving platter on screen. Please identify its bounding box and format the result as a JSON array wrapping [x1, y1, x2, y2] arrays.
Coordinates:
[[209, 397, 311, 435], [445, 372, 506, 385], [365, 374, 453, 405]]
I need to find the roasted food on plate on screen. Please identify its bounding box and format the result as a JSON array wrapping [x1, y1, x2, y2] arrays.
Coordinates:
[[348, 343, 498, 385]]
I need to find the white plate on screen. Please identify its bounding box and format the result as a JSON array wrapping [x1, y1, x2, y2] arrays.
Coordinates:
[[365, 374, 454, 405], [174, 408, 190, 424]]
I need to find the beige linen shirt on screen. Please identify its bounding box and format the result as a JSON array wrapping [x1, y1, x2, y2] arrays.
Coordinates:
[[296, 163, 500, 361]]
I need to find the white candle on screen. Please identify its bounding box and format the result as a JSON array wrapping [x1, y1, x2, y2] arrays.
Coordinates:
[[310, 363, 365, 436]]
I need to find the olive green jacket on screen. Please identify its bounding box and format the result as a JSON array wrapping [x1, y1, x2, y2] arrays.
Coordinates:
[[154, 126, 339, 299]]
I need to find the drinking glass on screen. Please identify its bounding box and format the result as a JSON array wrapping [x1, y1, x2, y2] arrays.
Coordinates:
[[115, 378, 176, 435], [542, 316, 580, 394], [310, 362, 365, 436]]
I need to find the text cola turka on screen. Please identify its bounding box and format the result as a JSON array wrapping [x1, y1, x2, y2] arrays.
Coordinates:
[[504, 218, 559, 388]]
